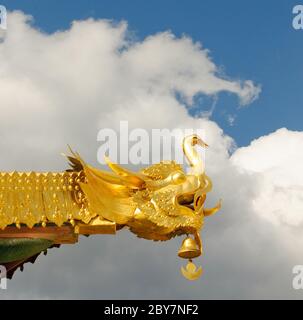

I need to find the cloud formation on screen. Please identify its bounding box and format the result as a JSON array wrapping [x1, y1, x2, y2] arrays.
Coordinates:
[[0, 12, 259, 169], [232, 128, 303, 227], [0, 12, 302, 299]]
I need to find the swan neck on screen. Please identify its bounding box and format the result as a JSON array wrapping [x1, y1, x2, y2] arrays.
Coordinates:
[[183, 139, 204, 175]]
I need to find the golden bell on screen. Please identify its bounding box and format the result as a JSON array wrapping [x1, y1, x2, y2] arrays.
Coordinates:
[[178, 236, 201, 259]]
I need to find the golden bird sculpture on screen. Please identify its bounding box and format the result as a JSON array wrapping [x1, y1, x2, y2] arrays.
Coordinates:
[[0, 134, 221, 280]]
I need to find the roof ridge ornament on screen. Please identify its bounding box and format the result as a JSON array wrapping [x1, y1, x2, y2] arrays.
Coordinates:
[[0, 134, 221, 280]]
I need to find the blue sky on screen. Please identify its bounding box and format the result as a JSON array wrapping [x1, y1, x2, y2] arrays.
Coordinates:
[[2, 0, 302, 147]]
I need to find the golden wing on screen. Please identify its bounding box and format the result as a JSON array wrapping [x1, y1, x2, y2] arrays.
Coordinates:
[[67, 152, 139, 225], [104, 156, 146, 189], [140, 161, 184, 180], [104, 157, 185, 188]]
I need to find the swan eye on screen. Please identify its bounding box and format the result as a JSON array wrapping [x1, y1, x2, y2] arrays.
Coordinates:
[[192, 136, 198, 144]]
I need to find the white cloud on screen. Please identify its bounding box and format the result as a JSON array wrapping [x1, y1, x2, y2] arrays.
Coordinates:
[[232, 128, 303, 227], [0, 11, 302, 299], [0, 12, 259, 171]]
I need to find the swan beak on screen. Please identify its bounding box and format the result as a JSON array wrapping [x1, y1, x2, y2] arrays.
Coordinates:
[[197, 138, 209, 148]]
